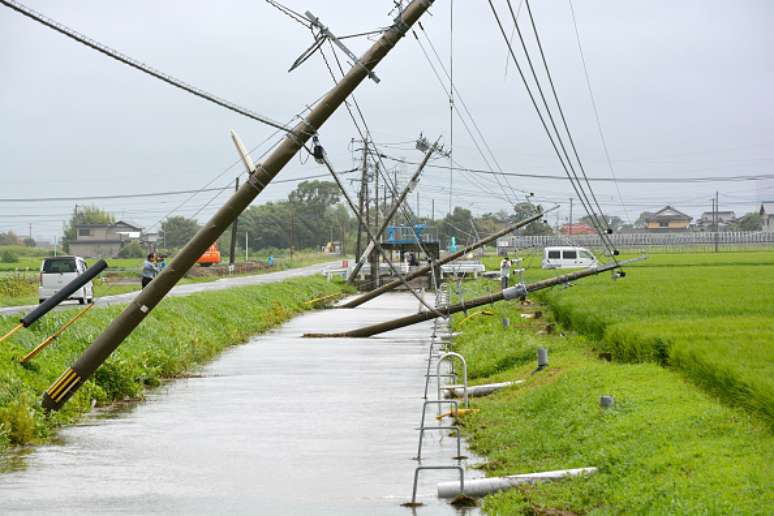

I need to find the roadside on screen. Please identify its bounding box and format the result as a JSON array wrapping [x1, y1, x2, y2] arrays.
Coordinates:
[[0, 275, 352, 454], [0, 261, 339, 317]]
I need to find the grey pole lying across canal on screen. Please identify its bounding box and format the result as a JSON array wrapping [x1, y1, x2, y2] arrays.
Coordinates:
[[308, 257, 645, 338], [340, 207, 557, 309], [347, 141, 437, 283], [42, 0, 436, 412]]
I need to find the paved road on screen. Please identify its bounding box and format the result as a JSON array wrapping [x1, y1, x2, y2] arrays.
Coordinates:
[[0, 261, 339, 318]]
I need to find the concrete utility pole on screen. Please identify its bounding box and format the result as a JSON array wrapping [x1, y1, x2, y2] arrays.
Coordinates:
[[229, 177, 239, 267], [341, 208, 555, 309], [309, 257, 644, 338], [714, 190, 719, 253], [42, 0, 436, 412], [348, 142, 437, 283], [355, 145, 367, 259]]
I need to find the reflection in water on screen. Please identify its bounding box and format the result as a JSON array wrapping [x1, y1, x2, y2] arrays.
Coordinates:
[[0, 294, 482, 515]]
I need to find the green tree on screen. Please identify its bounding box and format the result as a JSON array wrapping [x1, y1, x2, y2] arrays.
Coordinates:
[[118, 240, 145, 258], [161, 216, 200, 248], [0, 231, 20, 246], [63, 206, 115, 252], [510, 203, 553, 236], [733, 212, 763, 231]]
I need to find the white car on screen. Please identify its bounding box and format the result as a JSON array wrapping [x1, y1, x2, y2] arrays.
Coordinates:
[[39, 256, 94, 305], [541, 246, 597, 269]]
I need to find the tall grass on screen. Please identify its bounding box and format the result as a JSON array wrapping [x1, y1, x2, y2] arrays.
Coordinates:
[[446, 277, 774, 514], [0, 276, 349, 451], [536, 251, 774, 426]]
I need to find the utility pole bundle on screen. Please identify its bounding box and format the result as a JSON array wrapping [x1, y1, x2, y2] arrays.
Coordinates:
[[307, 256, 645, 338], [341, 207, 557, 308], [42, 0, 436, 412], [347, 140, 439, 283]]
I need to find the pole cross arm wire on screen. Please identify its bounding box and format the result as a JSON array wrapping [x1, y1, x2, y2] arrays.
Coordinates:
[[304, 10, 381, 83], [40, 0, 436, 412]]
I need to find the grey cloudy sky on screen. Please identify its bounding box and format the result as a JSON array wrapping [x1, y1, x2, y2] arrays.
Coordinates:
[[2, 0, 773, 241]]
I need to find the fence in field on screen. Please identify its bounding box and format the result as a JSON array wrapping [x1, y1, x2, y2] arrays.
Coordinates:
[[497, 231, 774, 254]]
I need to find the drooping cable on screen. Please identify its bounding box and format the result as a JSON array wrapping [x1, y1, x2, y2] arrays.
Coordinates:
[[1, 0, 295, 133], [487, 0, 617, 257], [418, 23, 528, 206], [567, 0, 631, 225], [517, 0, 614, 239], [504, 0, 614, 254]]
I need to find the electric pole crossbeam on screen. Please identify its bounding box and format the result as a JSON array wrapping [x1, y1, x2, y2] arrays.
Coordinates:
[[42, 0, 436, 412]]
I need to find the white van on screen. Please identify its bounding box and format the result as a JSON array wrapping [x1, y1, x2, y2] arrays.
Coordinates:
[[39, 256, 94, 304], [541, 246, 597, 270]]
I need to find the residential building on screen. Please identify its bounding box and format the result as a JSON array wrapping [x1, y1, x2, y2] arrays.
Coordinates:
[[69, 221, 143, 257], [696, 210, 737, 231], [761, 202, 774, 232], [643, 206, 692, 232]]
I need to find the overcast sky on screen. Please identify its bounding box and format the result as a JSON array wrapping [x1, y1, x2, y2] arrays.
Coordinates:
[[2, 0, 773, 241]]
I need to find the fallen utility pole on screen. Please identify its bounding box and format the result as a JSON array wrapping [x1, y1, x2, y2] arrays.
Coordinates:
[[307, 256, 645, 338], [347, 140, 437, 283], [340, 207, 557, 308], [42, 0, 436, 412]]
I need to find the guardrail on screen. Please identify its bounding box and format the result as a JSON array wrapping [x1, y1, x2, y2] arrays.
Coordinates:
[[497, 231, 774, 253]]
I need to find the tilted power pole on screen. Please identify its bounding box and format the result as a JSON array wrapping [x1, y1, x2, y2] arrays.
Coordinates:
[[42, 0, 436, 411], [341, 207, 557, 308], [347, 141, 437, 282], [308, 257, 644, 338]]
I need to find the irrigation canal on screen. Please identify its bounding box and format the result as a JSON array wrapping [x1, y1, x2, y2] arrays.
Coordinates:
[[0, 293, 481, 514]]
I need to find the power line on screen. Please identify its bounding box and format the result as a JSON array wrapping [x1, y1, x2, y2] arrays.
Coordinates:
[[500, 0, 615, 255], [0, 170, 358, 203], [1, 0, 294, 133], [376, 155, 774, 183], [567, 0, 631, 225]]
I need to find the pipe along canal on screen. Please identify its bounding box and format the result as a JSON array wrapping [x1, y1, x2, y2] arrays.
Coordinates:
[[0, 293, 483, 514]]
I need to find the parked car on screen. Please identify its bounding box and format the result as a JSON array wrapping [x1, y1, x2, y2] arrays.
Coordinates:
[[39, 256, 93, 304], [541, 246, 597, 269]]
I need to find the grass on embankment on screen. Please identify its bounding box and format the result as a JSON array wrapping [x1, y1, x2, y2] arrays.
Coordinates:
[[0, 276, 350, 453], [449, 282, 774, 514]]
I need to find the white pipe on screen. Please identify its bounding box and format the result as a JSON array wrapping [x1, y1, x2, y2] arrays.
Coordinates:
[[442, 380, 524, 398], [437, 467, 597, 499]]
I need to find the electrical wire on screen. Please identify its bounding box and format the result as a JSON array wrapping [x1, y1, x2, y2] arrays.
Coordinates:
[[567, 0, 631, 225], [1, 0, 295, 133]]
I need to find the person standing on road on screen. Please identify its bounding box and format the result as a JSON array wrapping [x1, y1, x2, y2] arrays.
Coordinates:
[[500, 254, 512, 290], [142, 253, 159, 289]]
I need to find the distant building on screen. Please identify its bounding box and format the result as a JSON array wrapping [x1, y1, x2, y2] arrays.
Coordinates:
[[559, 223, 595, 236], [696, 210, 737, 231], [761, 202, 774, 232], [69, 221, 143, 258], [644, 206, 692, 232]]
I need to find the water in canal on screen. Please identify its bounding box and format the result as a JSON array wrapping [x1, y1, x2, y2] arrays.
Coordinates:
[[0, 294, 482, 515]]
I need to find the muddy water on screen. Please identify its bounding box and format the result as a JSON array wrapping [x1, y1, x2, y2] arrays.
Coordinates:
[[0, 294, 482, 515]]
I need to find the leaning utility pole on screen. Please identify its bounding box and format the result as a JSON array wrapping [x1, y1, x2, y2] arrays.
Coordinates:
[[341, 208, 556, 308], [308, 257, 644, 338], [42, 0, 436, 412], [229, 177, 239, 267], [347, 142, 437, 283], [355, 145, 368, 259]]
